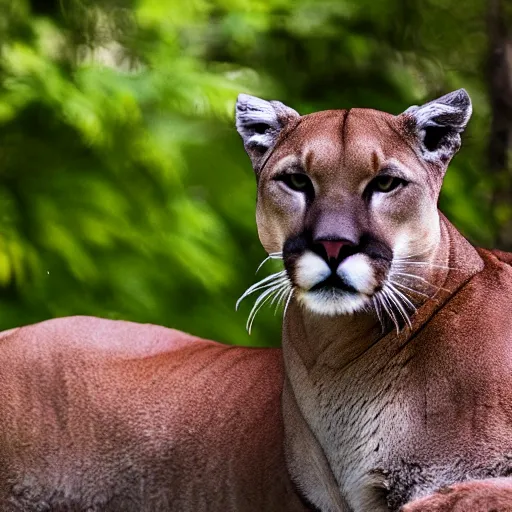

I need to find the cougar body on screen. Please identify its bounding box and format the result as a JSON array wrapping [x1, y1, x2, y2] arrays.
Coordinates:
[[0, 317, 307, 511]]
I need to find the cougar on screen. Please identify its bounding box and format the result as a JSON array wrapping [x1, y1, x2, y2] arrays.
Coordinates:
[[1, 90, 511, 512], [235, 89, 512, 511]]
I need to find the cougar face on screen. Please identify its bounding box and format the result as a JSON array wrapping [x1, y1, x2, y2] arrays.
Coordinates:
[[236, 91, 471, 317]]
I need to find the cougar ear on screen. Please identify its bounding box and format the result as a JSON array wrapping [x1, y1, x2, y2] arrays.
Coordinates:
[[236, 94, 300, 171], [403, 89, 472, 166]]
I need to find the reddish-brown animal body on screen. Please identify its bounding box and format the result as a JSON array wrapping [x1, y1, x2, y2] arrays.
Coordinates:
[[402, 479, 512, 511], [0, 316, 308, 511]]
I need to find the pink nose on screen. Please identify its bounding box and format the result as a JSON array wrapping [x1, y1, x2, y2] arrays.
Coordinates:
[[318, 240, 346, 261]]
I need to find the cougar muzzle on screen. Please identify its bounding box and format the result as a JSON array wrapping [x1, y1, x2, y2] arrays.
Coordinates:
[[283, 231, 392, 315]]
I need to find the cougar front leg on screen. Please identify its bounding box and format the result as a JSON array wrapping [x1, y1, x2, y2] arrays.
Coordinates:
[[401, 478, 512, 512], [281, 378, 350, 512]]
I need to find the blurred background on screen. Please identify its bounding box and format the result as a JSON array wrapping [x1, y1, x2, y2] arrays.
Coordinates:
[[0, 0, 510, 346]]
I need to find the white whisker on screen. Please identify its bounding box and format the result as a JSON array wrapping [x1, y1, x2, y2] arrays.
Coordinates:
[[238, 275, 288, 299], [246, 283, 285, 334], [255, 252, 283, 274], [383, 287, 411, 330], [389, 279, 431, 299], [272, 284, 291, 315], [236, 279, 288, 311], [271, 284, 288, 305], [387, 282, 416, 312], [394, 247, 435, 260], [393, 261, 456, 271], [248, 269, 287, 288], [283, 288, 294, 321], [378, 291, 400, 334], [238, 254, 294, 333], [236, 270, 288, 310], [391, 271, 450, 293], [372, 296, 385, 333]]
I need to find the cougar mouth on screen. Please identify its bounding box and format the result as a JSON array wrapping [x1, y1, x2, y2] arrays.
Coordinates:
[[282, 234, 392, 316], [309, 275, 358, 294]]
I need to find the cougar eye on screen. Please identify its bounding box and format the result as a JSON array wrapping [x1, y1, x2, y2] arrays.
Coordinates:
[[277, 173, 314, 195], [369, 175, 406, 194]]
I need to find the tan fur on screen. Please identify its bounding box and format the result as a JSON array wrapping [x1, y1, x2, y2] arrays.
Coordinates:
[[0, 317, 308, 511], [402, 479, 512, 511]]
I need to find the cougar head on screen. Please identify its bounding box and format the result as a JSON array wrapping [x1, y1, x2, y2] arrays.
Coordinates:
[[236, 91, 471, 318]]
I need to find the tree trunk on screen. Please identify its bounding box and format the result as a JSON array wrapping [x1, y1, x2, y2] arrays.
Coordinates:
[[488, 0, 512, 250]]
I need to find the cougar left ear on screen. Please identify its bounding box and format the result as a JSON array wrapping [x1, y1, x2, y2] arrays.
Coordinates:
[[403, 89, 472, 166], [236, 94, 300, 172]]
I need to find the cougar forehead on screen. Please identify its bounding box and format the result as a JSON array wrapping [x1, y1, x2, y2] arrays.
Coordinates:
[[263, 109, 419, 183]]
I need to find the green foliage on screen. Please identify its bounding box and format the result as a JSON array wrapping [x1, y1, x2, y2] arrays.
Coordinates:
[[0, 0, 496, 345]]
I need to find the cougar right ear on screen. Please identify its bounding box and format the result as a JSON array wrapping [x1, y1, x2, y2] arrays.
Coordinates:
[[403, 89, 472, 167], [236, 94, 299, 172]]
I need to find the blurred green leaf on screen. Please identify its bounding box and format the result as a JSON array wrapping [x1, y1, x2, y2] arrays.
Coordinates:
[[0, 0, 499, 347]]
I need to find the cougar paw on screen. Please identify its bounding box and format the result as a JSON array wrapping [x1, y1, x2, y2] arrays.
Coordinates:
[[401, 479, 512, 512]]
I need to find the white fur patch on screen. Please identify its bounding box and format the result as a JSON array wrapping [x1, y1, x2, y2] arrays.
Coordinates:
[[338, 253, 377, 295], [298, 290, 368, 316], [294, 251, 331, 290], [236, 94, 281, 129]]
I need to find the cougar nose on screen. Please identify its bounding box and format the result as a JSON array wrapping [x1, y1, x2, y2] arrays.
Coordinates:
[[315, 239, 355, 263]]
